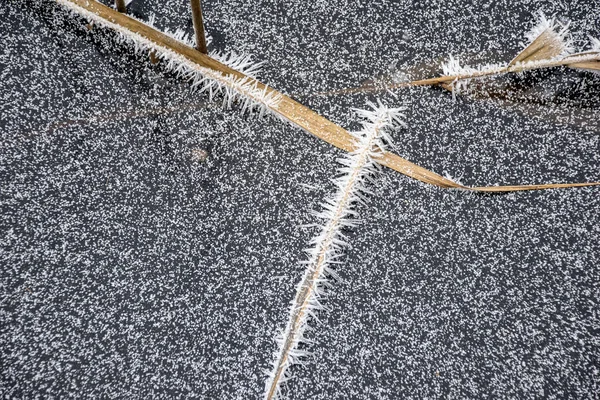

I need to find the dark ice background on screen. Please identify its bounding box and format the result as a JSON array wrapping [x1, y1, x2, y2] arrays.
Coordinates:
[[1, 0, 599, 398]]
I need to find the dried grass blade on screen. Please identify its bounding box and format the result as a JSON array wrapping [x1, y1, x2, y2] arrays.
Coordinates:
[[55, 0, 599, 192], [568, 61, 600, 71]]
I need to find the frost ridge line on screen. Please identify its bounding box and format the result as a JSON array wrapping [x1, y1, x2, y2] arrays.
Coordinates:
[[56, 0, 281, 116], [264, 101, 406, 400]]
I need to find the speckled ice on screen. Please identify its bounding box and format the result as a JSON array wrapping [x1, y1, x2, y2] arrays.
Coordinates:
[[1, 0, 599, 399]]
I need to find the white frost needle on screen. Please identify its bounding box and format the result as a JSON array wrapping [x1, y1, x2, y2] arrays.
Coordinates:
[[592, 37, 600, 52], [56, 0, 281, 115], [210, 51, 266, 78], [264, 102, 405, 400], [515, 11, 574, 61]]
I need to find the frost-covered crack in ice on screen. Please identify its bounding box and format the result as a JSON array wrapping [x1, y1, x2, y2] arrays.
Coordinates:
[[265, 102, 405, 400]]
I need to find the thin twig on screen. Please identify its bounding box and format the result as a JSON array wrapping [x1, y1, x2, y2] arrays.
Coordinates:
[[114, 0, 126, 13], [189, 0, 207, 54]]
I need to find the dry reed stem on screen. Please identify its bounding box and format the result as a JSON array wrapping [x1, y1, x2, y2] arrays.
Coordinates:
[[57, 0, 600, 192], [319, 52, 600, 96], [114, 0, 125, 13], [569, 61, 600, 70], [319, 22, 598, 97], [189, 0, 207, 54]]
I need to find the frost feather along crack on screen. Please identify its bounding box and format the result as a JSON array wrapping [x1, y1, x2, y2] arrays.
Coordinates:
[[54, 0, 599, 192], [264, 102, 405, 400]]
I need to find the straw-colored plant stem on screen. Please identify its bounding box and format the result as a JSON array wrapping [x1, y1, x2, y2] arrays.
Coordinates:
[[264, 155, 364, 398], [55, 0, 600, 192], [323, 52, 600, 96], [265, 132, 375, 399], [416, 54, 599, 86], [320, 14, 599, 96]]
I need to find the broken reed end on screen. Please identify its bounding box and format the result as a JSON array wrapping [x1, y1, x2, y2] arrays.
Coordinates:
[[114, 0, 126, 13], [435, 11, 599, 94]]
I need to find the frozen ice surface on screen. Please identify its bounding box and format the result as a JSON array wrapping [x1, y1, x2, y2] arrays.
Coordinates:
[[285, 175, 600, 399], [1, 2, 337, 398], [2, 0, 600, 398], [98, 0, 599, 96]]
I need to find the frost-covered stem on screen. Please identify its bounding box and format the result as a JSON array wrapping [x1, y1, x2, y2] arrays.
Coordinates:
[[56, 0, 281, 116], [190, 0, 207, 54], [264, 143, 375, 399], [114, 0, 126, 13], [408, 52, 599, 87], [265, 105, 400, 400], [319, 52, 598, 96]]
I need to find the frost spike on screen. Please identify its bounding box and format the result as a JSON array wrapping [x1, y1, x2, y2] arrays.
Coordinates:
[[567, 37, 600, 72]]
